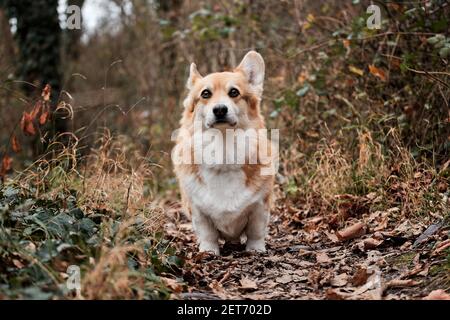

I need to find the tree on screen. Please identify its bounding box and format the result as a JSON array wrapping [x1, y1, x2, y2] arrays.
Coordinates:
[[2, 0, 67, 140]]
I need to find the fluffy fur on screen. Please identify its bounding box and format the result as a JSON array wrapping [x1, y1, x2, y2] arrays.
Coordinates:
[[173, 51, 275, 255]]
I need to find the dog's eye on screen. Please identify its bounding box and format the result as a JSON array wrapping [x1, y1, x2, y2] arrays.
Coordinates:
[[201, 89, 212, 99], [228, 88, 240, 98]]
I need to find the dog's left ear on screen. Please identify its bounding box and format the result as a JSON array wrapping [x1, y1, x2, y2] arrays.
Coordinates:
[[236, 51, 265, 89]]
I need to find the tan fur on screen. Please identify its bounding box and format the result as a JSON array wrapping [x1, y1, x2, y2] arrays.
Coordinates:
[[173, 51, 274, 254]]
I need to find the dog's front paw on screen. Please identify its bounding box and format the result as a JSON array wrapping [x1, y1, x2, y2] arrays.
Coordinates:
[[199, 242, 220, 255], [246, 239, 266, 253]]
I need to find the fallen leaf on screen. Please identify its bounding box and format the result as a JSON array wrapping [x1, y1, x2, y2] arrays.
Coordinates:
[[275, 275, 293, 284], [351, 267, 369, 286], [352, 267, 383, 298], [417, 264, 430, 277], [325, 288, 347, 300], [362, 238, 383, 250], [324, 230, 339, 243], [349, 65, 364, 76], [373, 216, 389, 231], [208, 280, 227, 299], [240, 277, 258, 290], [336, 222, 367, 241], [316, 251, 332, 264], [330, 273, 348, 287], [423, 290, 450, 300], [369, 64, 387, 81], [433, 239, 450, 255], [161, 277, 183, 293], [399, 241, 412, 251], [384, 279, 420, 290], [394, 219, 425, 238], [218, 270, 231, 285], [400, 263, 425, 279]]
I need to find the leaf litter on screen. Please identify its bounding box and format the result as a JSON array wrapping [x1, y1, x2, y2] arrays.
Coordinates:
[[164, 195, 450, 300]]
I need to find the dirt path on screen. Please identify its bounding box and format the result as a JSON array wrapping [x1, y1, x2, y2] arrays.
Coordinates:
[[164, 202, 449, 300]]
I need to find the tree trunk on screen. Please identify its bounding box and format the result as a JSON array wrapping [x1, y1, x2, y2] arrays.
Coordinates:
[[3, 0, 67, 152]]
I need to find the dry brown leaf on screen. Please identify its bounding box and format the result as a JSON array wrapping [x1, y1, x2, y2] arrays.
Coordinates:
[[39, 111, 49, 125], [351, 267, 369, 286], [349, 65, 364, 76], [11, 135, 21, 153], [423, 289, 450, 300], [417, 264, 430, 277], [20, 112, 36, 136], [395, 219, 424, 238], [363, 238, 383, 250], [275, 275, 293, 284], [433, 239, 450, 255], [336, 222, 367, 241], [240, 277, 258, 290], [324, 230, 339, 243], [161, 277, 183, 293], [42, 84, 51, 102], [30, 101, 42, 119], [1, 155, 13, 173], [369, 64, 387, 81], [330, 273, 348, 287], [218, 270, 231, 285], [325, 288, 347, 300], [208, 280, 227, 298], [373, 216, 389, 231], [316, 251, 332, 264]]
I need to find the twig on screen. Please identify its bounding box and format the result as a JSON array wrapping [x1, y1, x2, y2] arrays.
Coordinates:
[[407, 67, 450, 89]]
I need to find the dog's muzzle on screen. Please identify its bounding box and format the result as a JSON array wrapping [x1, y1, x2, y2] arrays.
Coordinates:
[[211, 104, 236, 127]]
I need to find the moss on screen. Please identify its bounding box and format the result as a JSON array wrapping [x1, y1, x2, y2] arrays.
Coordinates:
[[388, 252, 416, 268]]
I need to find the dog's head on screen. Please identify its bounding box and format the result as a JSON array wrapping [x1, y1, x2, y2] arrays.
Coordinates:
[[182, 51, 265, 130]]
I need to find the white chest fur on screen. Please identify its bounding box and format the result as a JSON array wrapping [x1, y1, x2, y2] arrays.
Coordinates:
[[181, 165, 262, 239]]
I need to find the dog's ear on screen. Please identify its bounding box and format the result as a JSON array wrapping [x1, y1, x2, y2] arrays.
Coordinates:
[[236, 51, 265, 89], [186, 63, 202, 90]]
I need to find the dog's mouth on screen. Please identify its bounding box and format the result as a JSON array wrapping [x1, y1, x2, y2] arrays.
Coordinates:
[[210, 119, 237, 128]]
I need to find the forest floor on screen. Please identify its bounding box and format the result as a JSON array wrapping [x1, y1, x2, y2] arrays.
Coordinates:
[[164, 198, 450, 300]]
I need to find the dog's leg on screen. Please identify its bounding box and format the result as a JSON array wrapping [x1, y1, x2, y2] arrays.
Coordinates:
[[192, 206, 220, 255], [245, 202, 269, 252]]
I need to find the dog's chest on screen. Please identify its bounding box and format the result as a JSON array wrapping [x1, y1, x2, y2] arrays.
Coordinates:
[[183, 166, 257, 217]]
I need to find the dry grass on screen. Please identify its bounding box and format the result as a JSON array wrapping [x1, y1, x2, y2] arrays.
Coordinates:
[[1, 127, 171, 299], [1, 0, 449, 299]]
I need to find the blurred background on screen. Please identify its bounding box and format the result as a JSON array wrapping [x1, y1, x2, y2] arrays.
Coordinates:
[[1, 1, 449, 190], [0, 0, 449, 299]]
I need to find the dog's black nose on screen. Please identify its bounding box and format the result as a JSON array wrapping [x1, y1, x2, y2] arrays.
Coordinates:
[[213, 105, 228, 118]]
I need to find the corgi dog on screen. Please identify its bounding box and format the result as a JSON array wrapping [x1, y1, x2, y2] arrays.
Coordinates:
[[172, 51, 276, 255]]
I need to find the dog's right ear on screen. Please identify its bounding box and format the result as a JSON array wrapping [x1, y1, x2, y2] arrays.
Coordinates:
[[186, 63, 202, 90]]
